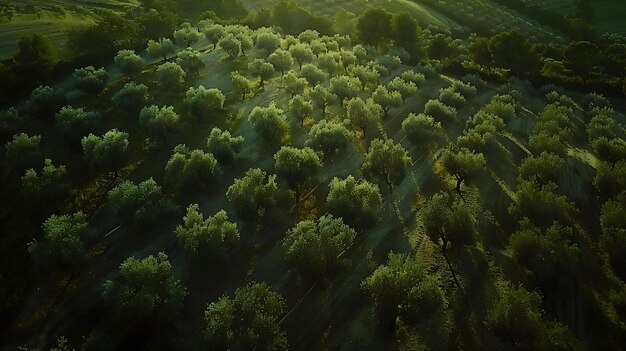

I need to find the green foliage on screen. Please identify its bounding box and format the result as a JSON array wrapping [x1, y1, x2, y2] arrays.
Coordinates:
[[441, 147, 486, 191], [13, 33, 57, 78], [372, 85, 402, 116], [308, 85, 336, 116], [22, 159, 68, 196], [146, 38, 176, 60], [155, 62, 186, 90], [330, 75, 361, 105], [357, 7, 392, 50], [362, 138, 412, 192], [283, 215, 355, 279], [299, 64, 326, 86], [592, 137, 626, 167], [250, 59, 275, 87], [204, 282, 287, 351], [81, 129, 129, 174], [587, 110, 620, 140], [438, 87, 465, 108], [184, 86, 225, 120], [289, 43, 314, 69], [28, 85, 66, 120], [112, 82, 149, 114], [55, 106, 100, 138], [176, 48, 206, 77], [595, 161, 626, 198], [391, 13, 423, 63], [518, 152, 565, 185], [114, 50, 144, 76], [248, 105, 290, 147], [27, 212, 88, 271], [274, 146, 321, 193], [226, 168, 279, 220], [424, 99, 456, 122], [5, 133, 41, 168], [403, 114, 442, 149], [220, 35, 241, 59], [326, 176, 382, 227], [174, 23, 203, 47], [165, 145, 217, 189], [139, 105, 179, 139], [422, 192, 476, 249], [231, 71, 255, 100], [362, 253, 445, 325], [102, 253, 186, 323], [255, 31, 281, 56], [73, 66, 108, 95], [487, 30, 541, 75], [207, 128, 244, 165], [288, 95, 313, 126], [268, 49, 293, 75], [175, 204, 239, 258], [306, 120, 352, 158], [388, 77, 418, 102], [345, 97, 382, 133], [108, 178, 176, 225], [282, 71, 308, 97], [509, 180, 577, 226]]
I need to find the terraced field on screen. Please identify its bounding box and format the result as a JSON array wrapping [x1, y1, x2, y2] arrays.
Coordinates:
[[0, 0, 138, 60]]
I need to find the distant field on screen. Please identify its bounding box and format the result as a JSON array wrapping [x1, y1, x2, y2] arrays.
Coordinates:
[[592, 0, 626, 35], [240, 0, 459, 29], [0, 0, 138, 60], [519, 0, 579, 14]]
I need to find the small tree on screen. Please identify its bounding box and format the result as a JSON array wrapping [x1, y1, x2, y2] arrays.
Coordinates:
[[326, 176, 382, 227], [28, 85, 66, 120], [306, 120, 352, 158], [184, 85, 225, 120], [592, 137, 626, 169], [146, 38, 176, 60], [362, 138, 412, 192], [81, 129, 129, 175], [139, 105, 179, 140], [176, 48, 205, 77], [283, 215, 356, 279], [308, 85, 336, 117], [300, 64, 326, 86], [204, 282, 287, 351], [255, 31, 281, 56], [250, 59, 275, 87], [509, 180, 577, 227], [155, 62, 186, 90], [227, 168, 279, 220], [21, 159, 68, 197], [402, 113, 443, 148], [108, 178, 176, 225], [424, 99, 456, 122], [518, 152, 564, 185], [388, 77, 417, 103], [174, 23, 203, 47], [289, 43, 314, 69], [207, 128, 244, 165], [102, 253, 186, 325], [73, 66, 107, 94], [282, 71, 308, 97], [165, 145, 217, 189], [248, 105, 289, 147], [372, 85, 402, 117], [55, 106, 100, 139], [203, 24, 224, 50], [329, 75, 361, 105], [231, 71, 255, 101], [268, 49, 293, 75], [274, 146, 322, 202], [112, 82, 149, 114], [288, 94, 313, 126], [421, 192, 475, 295], [441, 147, 486, 192], [5, 133, 41, 169], [219, 35, 241, 59], [114, 49, 144, 76], [175, 204, 239, 259], [27, 212, 89, 273], [346, 97, 383, 134]]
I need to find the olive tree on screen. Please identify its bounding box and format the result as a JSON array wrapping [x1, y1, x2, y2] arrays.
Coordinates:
[[326, 176, 382, 227], [174, 23, 203, 47], [248, 105, 289, 147], [155, 62, 186, 90], [274, 146, 322, 202], [112, 82, 149, 114], [184, 85, 225, 120], [441, 147, 486, 192], [387, 77, 417, 103], [28, 85, 66, 120], [283, 215, 356, 279], [402, 113, 444, 148], [231, 71, 255, 101], [517, 152, 564, 185], [102, 253, 186, 324], [73, 66, 107, 94], [139, 105, 179, 139], [255, 31, 281, 56], [424, 99, 456, 122], [164, 145, 217, 189], [175, 204, 239, 259], [282, 71, 307, 97], [250, 59, 275, 87], [226, 168, 279, 220], [204, 282, 287, 351], [509, 180, 577, 227], [81, 129, 129, 175], [288, 94, 313, 126], [308, 85, 337, 117], [146, 38, 176, 60], [592, 137, 626, 168], [206, 128, 244, 165], [372, 85, 402, 117], [300, 64, 326, 86], [289, 43, 314, 69], [176, 48, 205, 77], [219, 35, 241, 59], [362, 138, 412, 192], [268, 49, 293, 75], [329, 75, 361, 105], [55, 106, 100, 138], [114, 49, 144, 76], [305, 120, 352, 158], [108, 178, 177, 225], [5, 133, 41, 169], [345, 97, 383, 135], [21, 159, 68, 197]]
